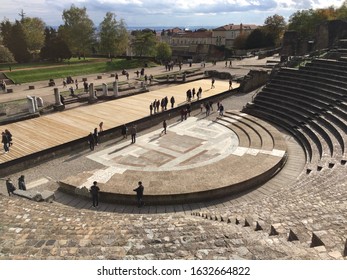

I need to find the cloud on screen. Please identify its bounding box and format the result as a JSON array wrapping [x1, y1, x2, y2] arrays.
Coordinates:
[[0, 0, 345, 27]]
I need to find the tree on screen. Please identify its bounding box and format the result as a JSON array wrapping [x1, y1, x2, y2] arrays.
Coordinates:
[[156, 42, 172, 62], [59, 5, 95, 58], [288, 9, 331, 39], [245, 29, 274, 49], [0, 45, 15, 63], [21, 17, 45, 53], [233, 33, 248, 49], [337, 1, 347, 19], [263, 14, 286, 46], [99, 12, 128, 59], [40, 27, 71, 61], [131, 30, 157, 56], [0, 20, 30, 62]]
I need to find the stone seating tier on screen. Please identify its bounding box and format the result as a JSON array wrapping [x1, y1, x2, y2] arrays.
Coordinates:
[[277, 69, 347, 96], [254, 94, 344, 158], [249, 99, 336, 163], [244, 103, 327, 169], [299, 67, 347, 83], [243, 105, 315, 166], [270, 77, 347, 103]]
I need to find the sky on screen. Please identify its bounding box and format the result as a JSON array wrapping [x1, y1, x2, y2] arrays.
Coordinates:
[[0, 0, 345, 28]]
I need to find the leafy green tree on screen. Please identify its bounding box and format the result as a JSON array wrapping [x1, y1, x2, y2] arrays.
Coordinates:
[[156, 42, 172, 62], [131, 29, 157, 56], [59, 5, 95, 59], [40, 27, 71, 61], [245, 29, 274, 49], [337, 0, 347, 19], [263, 14, 286, 46], [22, 17, 45, 53], [99, 12, 128, 59], [0, 45, 15, 63], [1, 20, 30, 62]]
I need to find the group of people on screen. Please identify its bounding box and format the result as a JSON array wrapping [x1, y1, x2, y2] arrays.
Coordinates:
[[150, 96, 174, 115], [5, 175, 26, 196], [186, 87, 203, 102], [1, 129, 12, 153], [87, 122, 103, 151], [120, 124, 137, 144]]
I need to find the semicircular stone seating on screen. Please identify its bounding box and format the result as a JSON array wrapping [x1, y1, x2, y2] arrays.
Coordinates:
[[1, 47, 347, 260]]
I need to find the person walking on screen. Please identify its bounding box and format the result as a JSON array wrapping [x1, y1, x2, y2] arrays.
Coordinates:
[[149, 103, 153, 115], [229, 79, 233, 90], [162, 120, 167, 135], [6, 178, 15, 196], [130, 124, 137, 144], [88, 132, 95, 151], [2, 131, 9, 153], [211, 77, 215, 89], [90, 181, 100, 208], [133, 181, 144, 207], [170, 96, 175, 108], [18, 175, 26, 191], [219, 103, 224, 116], [99, 122, 104, 132]]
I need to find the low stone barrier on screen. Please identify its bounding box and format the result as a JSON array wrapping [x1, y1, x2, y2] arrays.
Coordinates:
[[13, 189, 55, 202]]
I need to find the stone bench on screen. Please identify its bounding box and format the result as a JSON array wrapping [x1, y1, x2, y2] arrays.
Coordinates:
[[29, 85, 35, 90], [13, 189, 55, 202]]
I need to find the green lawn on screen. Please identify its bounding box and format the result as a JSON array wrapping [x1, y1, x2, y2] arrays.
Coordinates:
[[0, 57, 102, 71], [4, 59, 157, 84]]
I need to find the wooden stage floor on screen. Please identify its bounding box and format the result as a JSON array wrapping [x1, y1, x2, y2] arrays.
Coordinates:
[[0, 80, 237, 165]]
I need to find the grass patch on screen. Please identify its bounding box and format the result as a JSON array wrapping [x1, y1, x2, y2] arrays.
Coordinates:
[[0, 57, 102, 71], [4, 59, 157, 84]]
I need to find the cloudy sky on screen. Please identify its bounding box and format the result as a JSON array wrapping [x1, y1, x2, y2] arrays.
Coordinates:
[[0, 0, 345, 28]]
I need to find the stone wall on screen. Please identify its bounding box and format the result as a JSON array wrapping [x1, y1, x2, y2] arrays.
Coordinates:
[[238, 70, 269, 93]]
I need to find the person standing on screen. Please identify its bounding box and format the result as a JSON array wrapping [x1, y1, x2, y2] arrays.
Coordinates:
[[6, 178, 15, 196], [2, 131, 9, 153], [90, 181, 100, 207], [130, 124, 137, 144], [121, 124, 128, 139], [93, 127, 99, 146], [18, 175, 26, 191], [5, 129, 12, 147], [170, 96, 175, 108], [133, 181, 144, 207], [99, 122, 104, 132], [149, 103, 153, 115], [211, 77, 215, 89]]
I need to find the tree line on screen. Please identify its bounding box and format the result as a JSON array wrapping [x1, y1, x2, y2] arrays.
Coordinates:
[[0, 5, 171, 63], [234, 2, 347, 50], [1, 2, 347, 63]]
